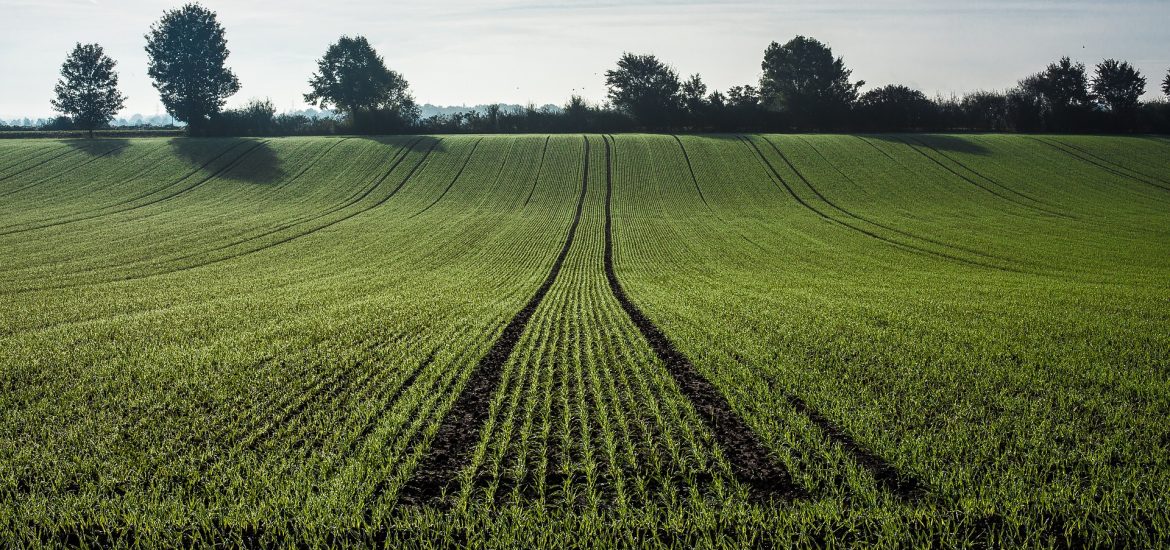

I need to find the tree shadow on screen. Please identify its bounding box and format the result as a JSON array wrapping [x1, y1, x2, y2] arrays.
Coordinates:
[[354, 134, 449, 153], [168, 137, 285, 184], [867, 133, 990, 155], [61, 138, 133, 157]]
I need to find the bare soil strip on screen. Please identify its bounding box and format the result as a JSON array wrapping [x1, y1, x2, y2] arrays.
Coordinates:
[[1031, 136, 1170, 192], [782, 394, 924, 500], [522, 136, 551, 208], [0, 140, 255, 236], [741, 136, 1023, 273], [793, 136, 1025, 262], [602, 135, 802, 501], [896, 137, 1072, 218], [672, 135, 717, 215], [0, 142, 134, 199], [398, 136, 591, 504], [10, 139, 441, 294], [410, 137, 484, 218]]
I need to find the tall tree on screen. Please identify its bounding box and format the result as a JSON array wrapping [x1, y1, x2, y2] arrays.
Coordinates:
[[1007, 75, 1048, 132], [144, 3, 240, 134], [604, 53, 682, 129], [304, 35, 418, 131], [1162, 68, 1170, 98], [680, 73, 708, 128], [1092, 59, 1145, 113], [1035, 57, 1091, 130], [855, 85, 936, 131], [759, 36, 863, 129], [50, 43, 126, 138]]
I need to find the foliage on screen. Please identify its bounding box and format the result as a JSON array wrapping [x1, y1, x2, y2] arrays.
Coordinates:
[[854, 85, 936, 131], [1092, 59, 1146, 113], [759, 36, 863, 130], [604, 53, 682, 129], [51, 43, 127, 138], [144, 3, 240, 134], [304, 35, 419, 133]]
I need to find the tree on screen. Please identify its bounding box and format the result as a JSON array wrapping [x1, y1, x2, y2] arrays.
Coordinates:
[[680, 74, 709, 129], [959, 90, 1008, 131], [1007, 75, 1047, 132], [855, 85, 936, 131], [1092, 59, 1145, 113], [304, 35, 418, 132], [604, 53, 682, 129], [759, 36, 863, 129], [1034, 57, 1091, 130], [50, 43, 126, 138], [1162, 68, 1170, 98], [145, 3, 240, 134]]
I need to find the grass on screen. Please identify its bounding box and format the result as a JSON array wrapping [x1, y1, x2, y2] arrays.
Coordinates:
[[0, 134, 1167, 547]]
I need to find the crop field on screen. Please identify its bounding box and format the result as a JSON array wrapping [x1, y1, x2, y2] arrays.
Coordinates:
[[0, 134, 1168, 547]]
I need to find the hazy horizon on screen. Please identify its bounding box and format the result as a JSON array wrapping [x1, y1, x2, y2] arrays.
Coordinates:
[[2, 0, 1168, 119]]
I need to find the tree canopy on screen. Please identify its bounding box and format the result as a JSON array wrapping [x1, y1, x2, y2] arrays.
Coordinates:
[[304, 36, 418, 131], [1161, 68, 1170, 98], [144, 3, 239, 133], [604, 53, 682, 129], [759, 36, 863, 129], [50, 43, 126, 137], [1034, 57, 1092, 130], [1092, 59, 1145, 113], [855, 85, 934, 131]]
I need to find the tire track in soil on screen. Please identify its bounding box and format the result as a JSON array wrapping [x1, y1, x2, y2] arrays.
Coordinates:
[[409, 137, 484, 218], [0, 144, 99, 184], [9, 139, 441, 294], [603, 135, 802, 501], [1029, 136, 1170, 193], [672, 135, 720, 219], [397, 135, 591, 505], [268, 137, 353, 192], [739, 136, 1026, 274], [0, 142, 176, 231], [0, 143, 70, 175], [0, 142, 134, 199], [783, 393, 923, 500], [721, 351, 925, 501], [895, 136, 1073, 218], [158, 137, 424, 264], [905, 136, 1075, 218], [1053, 137, 1170, 187], [763, 136, 1024, 264], [522, 136, 551, 208], [0, 140, 254, 237]]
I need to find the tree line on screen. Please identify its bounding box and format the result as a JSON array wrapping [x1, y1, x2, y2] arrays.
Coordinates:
[[39, 3, 1170, 137]]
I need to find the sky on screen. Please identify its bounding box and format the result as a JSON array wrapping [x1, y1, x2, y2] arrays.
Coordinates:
[[1, 0, 1168, 119]]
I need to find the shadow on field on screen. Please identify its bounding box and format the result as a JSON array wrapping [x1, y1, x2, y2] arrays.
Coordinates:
[[354, 134, 450, 156], [870, 134, 990, 155], [169, 138, 286, 184], [62, 138, 132, 156]]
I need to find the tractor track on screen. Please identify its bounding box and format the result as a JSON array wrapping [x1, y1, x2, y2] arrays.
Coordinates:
[[6, 139, 440, 294], [522, 136, 551, 208], [410, 137, 484, 218], [397, 135, 590, 504], [740, 136, 1026, 274], [0, 140, 255, 237], [603, 135, 802, 501]]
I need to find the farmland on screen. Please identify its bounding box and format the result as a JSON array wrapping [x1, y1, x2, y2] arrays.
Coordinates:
[[0, 134, 1168, 547]]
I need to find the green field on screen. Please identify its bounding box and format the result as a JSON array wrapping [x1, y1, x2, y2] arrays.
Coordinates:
[[1, 134, 1168, 547]]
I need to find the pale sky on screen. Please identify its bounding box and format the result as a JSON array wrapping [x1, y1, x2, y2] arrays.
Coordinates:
[[1, 0, 1168, 119]]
